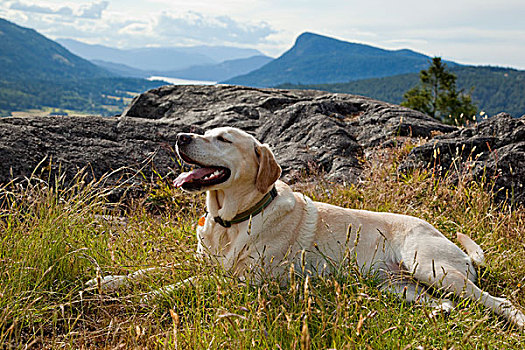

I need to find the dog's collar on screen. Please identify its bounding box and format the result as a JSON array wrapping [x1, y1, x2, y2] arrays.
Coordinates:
[[213, 186, 278, 228]]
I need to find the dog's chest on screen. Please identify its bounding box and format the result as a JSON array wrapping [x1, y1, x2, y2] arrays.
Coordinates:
[[196, 216, 253, 265]]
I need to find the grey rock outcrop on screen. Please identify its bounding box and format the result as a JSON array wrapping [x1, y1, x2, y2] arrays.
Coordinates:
[[0, 85, 455, 194], [0, 115, 195, 194], [121, 85, 456, 182], [400, 113, 525, 206]]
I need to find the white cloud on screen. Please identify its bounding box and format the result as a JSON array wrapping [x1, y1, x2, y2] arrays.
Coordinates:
[[8, 1, 109, 19], [154, 11, 276, 45], [2, 2, 277, 48], [9, 1, 73, 16], [78, 1, 109, 19]]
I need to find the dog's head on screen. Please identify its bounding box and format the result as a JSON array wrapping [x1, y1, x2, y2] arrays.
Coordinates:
[[174, 127, 281, 194]]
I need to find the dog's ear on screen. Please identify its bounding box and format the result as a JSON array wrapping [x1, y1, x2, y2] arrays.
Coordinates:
[[255, 143, 282, 194]]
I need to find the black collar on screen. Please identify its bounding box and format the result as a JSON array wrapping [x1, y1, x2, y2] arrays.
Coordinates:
[[213, 186, 278, 228]]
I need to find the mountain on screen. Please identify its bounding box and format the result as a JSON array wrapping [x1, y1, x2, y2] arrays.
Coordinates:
[[57, 38, 265, 72], [0, 18, 166, 116], [0, 18, 112, 81], [156, 55, 273, 82], [57, 38, 214, 71], [279, 66, 525, 117], [91, 55, 273, 82], [164, 45, 265, 63], [92, 60, 149, 78], [223, 32, 458, 87]]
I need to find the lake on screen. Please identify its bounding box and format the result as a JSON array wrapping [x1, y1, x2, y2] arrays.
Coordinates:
[[148, 76, 217, 85]]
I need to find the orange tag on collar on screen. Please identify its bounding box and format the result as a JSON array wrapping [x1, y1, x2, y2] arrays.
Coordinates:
[[198, 216, 206, 226]]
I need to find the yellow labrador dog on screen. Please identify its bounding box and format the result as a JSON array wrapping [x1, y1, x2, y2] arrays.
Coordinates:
[[89, 127, 524, 328]]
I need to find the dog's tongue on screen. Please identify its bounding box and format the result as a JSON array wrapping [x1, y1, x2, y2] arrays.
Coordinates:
[[174, 167, 217, 188]]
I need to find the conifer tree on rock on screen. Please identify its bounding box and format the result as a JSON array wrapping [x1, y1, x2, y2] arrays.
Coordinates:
[[402, 57, 477, 125]]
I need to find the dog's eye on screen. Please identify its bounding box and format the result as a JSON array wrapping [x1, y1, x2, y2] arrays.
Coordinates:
[[217, 135, 232, 143]]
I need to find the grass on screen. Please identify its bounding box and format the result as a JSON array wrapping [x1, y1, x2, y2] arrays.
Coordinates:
[[0, 139, 524, 349]]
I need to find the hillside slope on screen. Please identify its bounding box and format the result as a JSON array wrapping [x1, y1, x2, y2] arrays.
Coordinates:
[[279, 66, 525, 117], [223, 32, 456, 87], [0, 18, 112, 81]]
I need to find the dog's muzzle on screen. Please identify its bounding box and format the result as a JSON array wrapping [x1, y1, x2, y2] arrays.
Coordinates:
[[176, 133, 193, 147]]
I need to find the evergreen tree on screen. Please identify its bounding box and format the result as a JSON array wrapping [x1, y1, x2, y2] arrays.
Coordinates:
[[401, 57, 477, 125]]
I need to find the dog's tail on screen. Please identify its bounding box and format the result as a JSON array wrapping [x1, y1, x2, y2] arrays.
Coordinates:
[[457, 232, 485, 267]]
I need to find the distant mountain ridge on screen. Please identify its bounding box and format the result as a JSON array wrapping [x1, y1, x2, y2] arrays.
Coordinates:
[[57, 38, 214, 71], [91, 60, 149, 78], [91, 55, 273, 82], [156, 55, 273, 82], [223, 32, 459, 87], [57, 38, 265, 72]]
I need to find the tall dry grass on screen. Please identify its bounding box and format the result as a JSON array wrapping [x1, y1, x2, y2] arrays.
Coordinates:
[[0, 139, 524, 349]]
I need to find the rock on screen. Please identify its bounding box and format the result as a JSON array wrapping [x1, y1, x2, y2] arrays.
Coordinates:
[[400, 113, 525, 206], [0, 115, 199, 198], [1, 85, 455, 195], [121, 85, 456, 182]]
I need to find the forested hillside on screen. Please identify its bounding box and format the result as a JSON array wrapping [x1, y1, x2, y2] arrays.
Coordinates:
[[279, 66, 525, 117], [0, 18, 111, 81]]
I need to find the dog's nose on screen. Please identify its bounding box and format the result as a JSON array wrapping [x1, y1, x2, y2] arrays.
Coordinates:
[[177, 133, 193, 146]]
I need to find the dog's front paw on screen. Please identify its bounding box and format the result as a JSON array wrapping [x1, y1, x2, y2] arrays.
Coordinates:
[[497, 300, 525, 330], [85, 275, 129, 293], [511, 308, 525, 330]]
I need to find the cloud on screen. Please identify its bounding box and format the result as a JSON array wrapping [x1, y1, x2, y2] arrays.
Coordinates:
[[118, 21, 150, 36], [155, 11, 276, 44], [78, 1, 109, 19], [9, 1, 73, 16], [4, 3, 275, 48], [8, 1, 109, 19]]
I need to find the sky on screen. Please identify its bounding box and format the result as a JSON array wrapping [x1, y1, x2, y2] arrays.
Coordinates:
[[1, 0, 524, 69]]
